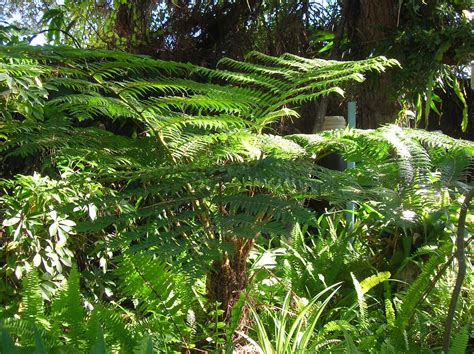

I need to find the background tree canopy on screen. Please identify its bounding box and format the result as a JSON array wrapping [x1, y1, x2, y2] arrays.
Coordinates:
[[0, 1, 473, 353]]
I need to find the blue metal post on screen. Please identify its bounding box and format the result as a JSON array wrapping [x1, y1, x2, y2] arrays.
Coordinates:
[[346, 102, 356, 230]]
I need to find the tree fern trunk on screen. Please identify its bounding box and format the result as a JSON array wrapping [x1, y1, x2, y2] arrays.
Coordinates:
[[207, 237, 254, 323]]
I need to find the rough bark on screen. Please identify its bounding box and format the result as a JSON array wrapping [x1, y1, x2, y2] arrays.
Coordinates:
[[112, 0, 156, 53], [206, 237, 254, 323], [348, 0, 397, 44], [354, 75, 400, 129], [347, 0, 400, 129]]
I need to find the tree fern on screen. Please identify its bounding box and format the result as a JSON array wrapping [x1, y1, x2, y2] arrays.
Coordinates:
[[1, 44, 472, 333]]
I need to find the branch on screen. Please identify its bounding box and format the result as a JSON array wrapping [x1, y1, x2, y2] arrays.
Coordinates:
[[30, 28, 81, 48], [443, 187, 473, 352]]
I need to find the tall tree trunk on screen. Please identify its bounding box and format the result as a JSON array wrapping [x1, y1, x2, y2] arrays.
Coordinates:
[[347, 0, 400, 129], [313, 0, 351, 133]]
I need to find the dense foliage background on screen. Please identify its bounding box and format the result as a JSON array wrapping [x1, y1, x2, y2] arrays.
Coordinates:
[[0, 1, 473, 353], [1, 0, 473, 134]]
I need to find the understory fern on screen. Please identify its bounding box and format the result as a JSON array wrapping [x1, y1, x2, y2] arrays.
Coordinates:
[[351, 272, 391, 332], [115, 252, 193, 344], [391, 242, 453, 349], [20, 269, 45, 323], [449, 325, 469, 354], [0, 263, 194, 352]]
